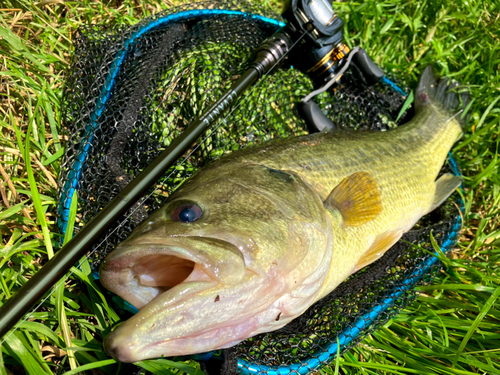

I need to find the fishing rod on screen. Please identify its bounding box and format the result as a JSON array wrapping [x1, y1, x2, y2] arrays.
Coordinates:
[[0, 0, 388, 339]]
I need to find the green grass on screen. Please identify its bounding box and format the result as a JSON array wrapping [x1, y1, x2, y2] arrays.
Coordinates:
[[1, 0, 499, 374]]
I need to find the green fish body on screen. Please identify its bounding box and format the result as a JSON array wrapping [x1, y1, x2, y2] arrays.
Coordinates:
[[100, 67, 466, 362]]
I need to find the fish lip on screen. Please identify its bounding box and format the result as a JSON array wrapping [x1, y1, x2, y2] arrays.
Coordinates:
[[132, 314, 255, 359], [101, 235, 238, 271], [103, 279, 220, 362], [103, 270, 269, 362], [99, 235, 246, 309]]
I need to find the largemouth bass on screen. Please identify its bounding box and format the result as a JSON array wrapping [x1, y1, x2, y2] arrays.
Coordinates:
[[100, 67, 467, 362]]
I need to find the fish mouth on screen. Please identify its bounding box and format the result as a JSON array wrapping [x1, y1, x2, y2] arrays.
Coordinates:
[[99, 236, 247, 309]]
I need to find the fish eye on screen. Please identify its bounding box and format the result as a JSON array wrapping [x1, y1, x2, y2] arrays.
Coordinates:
[[172, 203, 203, 223]]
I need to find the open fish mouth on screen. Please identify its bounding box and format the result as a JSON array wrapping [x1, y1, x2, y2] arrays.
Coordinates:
[[100, 236, 270, 362], [99, 236, 247, 309]]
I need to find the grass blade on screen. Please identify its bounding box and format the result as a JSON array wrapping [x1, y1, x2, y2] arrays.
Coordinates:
[[60, 359, 117, 375], [396, 90, 414, 122], [453, 287, 500, 367], [55, 190, 79, 370], [41, 147, 64, 166], [22, 117, 54, 259], [0, 200, 28, 221], [136, 358, 205, 375], [0, 346, 6, 375], [2, 331, 50, 375]]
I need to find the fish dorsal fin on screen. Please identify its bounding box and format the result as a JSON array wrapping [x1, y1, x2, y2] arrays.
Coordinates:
[[351, 229, 403, 274], [325, 172, 382, 227], [428, 173, 462, 213]]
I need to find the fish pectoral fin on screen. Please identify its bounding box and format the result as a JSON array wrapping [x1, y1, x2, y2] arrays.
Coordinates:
[[428, 173, 462, 213], [351, 229, 403, 274], [324, 172, 382, 227]]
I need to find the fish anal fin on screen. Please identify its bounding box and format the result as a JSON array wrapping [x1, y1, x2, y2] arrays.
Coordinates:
[[351, 229, 403, 274], [429, 173, 461, 213], [325, 172, 382, 227]]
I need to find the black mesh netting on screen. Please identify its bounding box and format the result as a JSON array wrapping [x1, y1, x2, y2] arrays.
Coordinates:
[[57, 1, 462, 374]]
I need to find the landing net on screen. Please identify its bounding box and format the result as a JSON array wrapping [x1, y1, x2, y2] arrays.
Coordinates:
[[57, 1, 462, 373]]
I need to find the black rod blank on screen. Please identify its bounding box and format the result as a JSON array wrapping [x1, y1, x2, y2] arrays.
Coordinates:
[[0, 28, 292, 339], [0, 68, 259, 339]]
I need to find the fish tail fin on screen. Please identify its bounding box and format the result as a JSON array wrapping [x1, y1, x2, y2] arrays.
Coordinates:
[[415, 65, 471, 127]]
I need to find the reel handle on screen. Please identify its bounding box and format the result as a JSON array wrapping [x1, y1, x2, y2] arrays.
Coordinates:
[[297, 100, 337, 132], [351, 48, 385, 86]]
